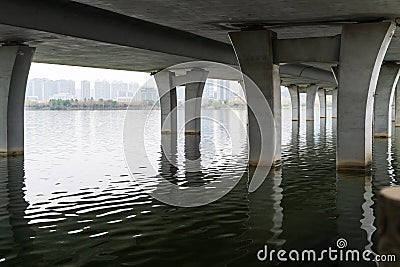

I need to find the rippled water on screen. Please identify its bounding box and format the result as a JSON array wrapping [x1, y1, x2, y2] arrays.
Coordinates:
[[0, 108, 398, 266]]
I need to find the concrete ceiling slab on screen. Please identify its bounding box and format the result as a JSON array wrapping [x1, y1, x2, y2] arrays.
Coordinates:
[[0, 0, 399, 87]]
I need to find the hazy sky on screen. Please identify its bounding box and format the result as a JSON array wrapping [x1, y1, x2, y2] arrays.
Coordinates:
[[28, 63, 151, 88]]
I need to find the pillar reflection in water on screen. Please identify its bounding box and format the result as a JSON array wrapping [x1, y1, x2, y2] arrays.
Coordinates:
[[374, 138, 396, 188], [159, 133, 178, 185], [336, 172, 371, 249], [289, 121, 300, 164], [242, 166, 284, 264], [392, 127, 400, 183], [305, 121, 315, 151], [184, 133, 205, 187], [332, 115, 337, 139], [0, 156, 36, 265], [371, 136, 398, 257], [319, 118, 326, 145], [336, 172, 376, 267]]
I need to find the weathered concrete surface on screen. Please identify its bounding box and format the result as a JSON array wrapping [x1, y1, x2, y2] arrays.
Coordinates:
[[229, 29, 281, 166], [0, 0, 400, 88], [306, 85, 318, 121], [378, 187, 400, 267], [331, 89, 337, 118], [288, 85, 300, 121], [395, 83, 400, 127], [336, 22, 396, 170], [155, 71, 177, 134], [184, 69, 208, 135], [318, 89, 326, 118], [374, 63, 400, 138], [0, 45, 34, 155]]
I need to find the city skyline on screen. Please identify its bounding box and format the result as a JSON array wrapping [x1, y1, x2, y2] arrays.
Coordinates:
[[28, 62, 151, 85], [26, 75, 246, 103]]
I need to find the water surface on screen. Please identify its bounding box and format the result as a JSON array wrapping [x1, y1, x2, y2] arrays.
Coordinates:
[[0, 108, 398, 266]]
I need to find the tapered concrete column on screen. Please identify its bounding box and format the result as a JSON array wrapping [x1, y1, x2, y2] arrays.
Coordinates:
[[306, 85, 318, 121], [395, 83, 400, 127], [0, 45, 35, 156], [184, 69, 208, 135], [318, 89, 326, 118], [331, 89, 337, 118], [288, 85, 300, 121], [373, 63, 400, 138], [155, 71, 177, 134], [229, 29, 281, 166], [336, 21, 396, 170]]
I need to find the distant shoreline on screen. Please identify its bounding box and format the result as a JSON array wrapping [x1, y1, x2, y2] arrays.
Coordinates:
[[24, 99, 248, 110]]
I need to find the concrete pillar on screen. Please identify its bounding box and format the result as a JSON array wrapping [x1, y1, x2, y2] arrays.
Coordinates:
[[229, 29, 281, 166], [395, 83, 400, 127], [288, 85, 300, 121], [392, 100, 395, 122], [184, 69, 208, 135], [378, 187, 400, 266], [331, 89, 337, 118], [306, 85, 318, 121], [318, 88, 326, 118], [0, 45, 35, 156], [154, 71, 177, 134], [374, 63, 400, 138], [336, 22, 396, 170], [160, 133, 178, 184]]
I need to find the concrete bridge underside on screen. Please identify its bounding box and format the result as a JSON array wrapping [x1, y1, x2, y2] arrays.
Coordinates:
[[2, 0, 400, 171]]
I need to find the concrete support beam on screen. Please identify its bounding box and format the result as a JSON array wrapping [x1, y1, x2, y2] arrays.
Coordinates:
[[395, 82, 400, 127], [280, 64, 337, 85], [336, 21, 396, 171], [331, 89, 338, 118], [154, 71, 177, 134], [0, 45, 35, 156], [273, 35, 340, 64], [318, 89, 326, 118], [229, 29, 281, 166], [373, 63, 400, 138], [184, 69, 208, 135], [288, 85, 300, 121], [306, 85, 318, 121]]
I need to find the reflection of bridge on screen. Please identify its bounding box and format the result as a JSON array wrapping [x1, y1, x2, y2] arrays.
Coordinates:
[[2, 0, 400, 173]]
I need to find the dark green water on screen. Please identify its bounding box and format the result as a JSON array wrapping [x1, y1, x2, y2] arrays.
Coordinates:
[[0, 109, 398, 266]]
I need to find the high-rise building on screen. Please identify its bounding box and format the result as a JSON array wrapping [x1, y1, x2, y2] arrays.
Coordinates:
[[43, 79, 58, 101], [203, 79, 215, 99], [217, 79, 231, 101], [26, 80, 34, 97], [81, 80, 91, 100], [56, 79, 75, 97], [94, 80, 110, 100], [27, 78, 45, 101], [139, 81, 158, 101], [111, 81, 128, 100], [129, 82, 139, 92]]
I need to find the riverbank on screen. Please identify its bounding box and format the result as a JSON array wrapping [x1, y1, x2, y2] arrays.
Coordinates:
[[25, 99, 249, 110]]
